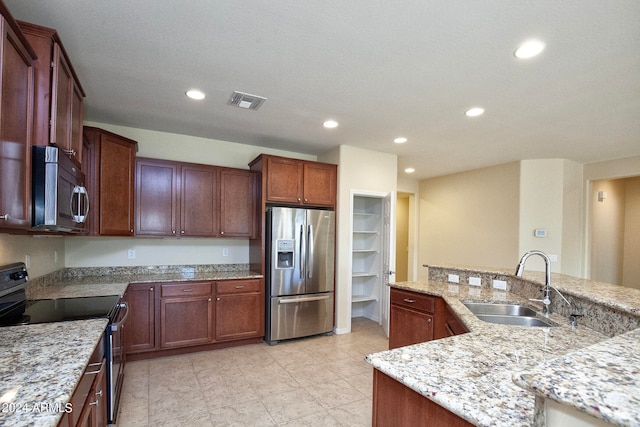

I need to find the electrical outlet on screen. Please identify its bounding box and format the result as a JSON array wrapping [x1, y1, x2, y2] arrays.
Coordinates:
[[492, 279, 507, 290], [222, 248, 229, 257], [469, 276, 481, 286], [127, 249, 136, 259], [448, 274, 459, 283]]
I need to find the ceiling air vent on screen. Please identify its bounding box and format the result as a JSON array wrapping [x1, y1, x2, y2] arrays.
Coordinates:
[[227, 91, 267, 110]]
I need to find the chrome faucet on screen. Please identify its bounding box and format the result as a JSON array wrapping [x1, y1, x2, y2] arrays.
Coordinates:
[[515, 250, 570, 316]]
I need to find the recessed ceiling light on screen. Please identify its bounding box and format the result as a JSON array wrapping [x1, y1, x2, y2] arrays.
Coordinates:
[[186, 89, 205, 100], [323, 120, 339, 128], [394, 137, 407, 144], [465, 107, 485, 117], [404, 168, 415, 174], [514, 39, 545, 59]]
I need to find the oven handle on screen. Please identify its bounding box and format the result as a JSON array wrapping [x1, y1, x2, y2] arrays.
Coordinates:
[[111, 302, 129, 332]]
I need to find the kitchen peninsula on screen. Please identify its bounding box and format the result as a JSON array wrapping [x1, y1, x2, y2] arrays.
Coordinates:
[[367, 265, 640, 427]]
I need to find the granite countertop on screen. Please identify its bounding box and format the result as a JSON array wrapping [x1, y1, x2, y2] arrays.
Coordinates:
[[3, 267, 263, 427], [27, 270, 263, 300], [366, 274, 640, 427], [0, 319, 108, 427]]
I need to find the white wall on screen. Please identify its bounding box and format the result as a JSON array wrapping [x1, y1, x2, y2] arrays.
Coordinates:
[[518, 159, 565, 273], [397, 175, 420, 281], [0, 235, 65, 278], [325, 145, 397, 334], [419, 161, 521, 278]]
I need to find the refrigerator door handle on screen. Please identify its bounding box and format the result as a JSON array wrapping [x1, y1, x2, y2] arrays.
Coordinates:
[[279, 294, 331, 304], [307, 224, 314, 278], [299, 224, 305, 280]]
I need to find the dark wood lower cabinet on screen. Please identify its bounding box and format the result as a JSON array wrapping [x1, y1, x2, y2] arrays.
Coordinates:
[[125, 278, 264, 360], [58, 336, 106, 427], [124, 283, 156, 353], [389, 304, 434, 349], [373, 369, 473, 427], [215, 279, 263, 341]]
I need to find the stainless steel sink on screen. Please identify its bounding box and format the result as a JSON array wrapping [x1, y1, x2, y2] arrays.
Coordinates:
[[463, 302, 537, 317], [462, 302, 558, 327], [475, 314, 557, 327]]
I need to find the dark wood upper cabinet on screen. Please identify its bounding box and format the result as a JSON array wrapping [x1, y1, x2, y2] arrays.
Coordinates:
[[180, 163, 218, 237], [18, 21, 85, 167], [135, 157, 257, 238], [219, 168, 256, 238], [83, 127, 137, 236], [0, 10, 36, 231], [250, 154, 337, 208], [135, 158, 179, 237]]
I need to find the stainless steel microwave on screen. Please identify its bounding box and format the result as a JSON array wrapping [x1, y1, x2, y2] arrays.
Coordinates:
[[32, 146, 89, 232]]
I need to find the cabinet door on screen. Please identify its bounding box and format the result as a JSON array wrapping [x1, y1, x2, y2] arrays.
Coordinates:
[[124, 284, 156, 354], [160, 293, 213, 348], [265, 156, 303, 204], [70, 81, 84, 165], [180, 163, 217, 237], [215, 279, 263, 341], [135, 158, 179, 236], [302, 162, 336, 207], [50, 43, 73, 155], [0, 17, 34, 230], [219, 169, 256, 237], [389, 304, 434, 349], [97, 132, 136, 236]]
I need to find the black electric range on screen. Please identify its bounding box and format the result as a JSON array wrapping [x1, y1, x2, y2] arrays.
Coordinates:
[[0, 262, 119, 327]]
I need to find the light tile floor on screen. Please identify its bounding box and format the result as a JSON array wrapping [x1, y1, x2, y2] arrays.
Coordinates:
[[116, 318, 388, 426]]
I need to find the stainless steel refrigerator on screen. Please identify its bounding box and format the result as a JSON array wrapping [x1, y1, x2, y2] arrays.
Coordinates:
[[265, 207, 335, 345]]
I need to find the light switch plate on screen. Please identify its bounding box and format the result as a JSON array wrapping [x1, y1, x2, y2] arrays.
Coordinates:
[[469, 276, 481, 286], [492, 280, 507, 290]]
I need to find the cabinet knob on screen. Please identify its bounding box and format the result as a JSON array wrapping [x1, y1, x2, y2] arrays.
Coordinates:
[[208, 298, 212, 302], [297, 198, 301, 202], [304, 198, 308, 202], [172, 230, 176, 234], [0, 214, 8, 220], [150, 287, 154, 291], [216, 297, 221, 301], [220, 231, 225, 235], [427, 318, 432, 323], [181, 230, 185, 234], [130, 229, 134, 233]]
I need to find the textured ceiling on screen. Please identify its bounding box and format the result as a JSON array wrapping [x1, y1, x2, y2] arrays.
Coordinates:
[[5, 0, 640, 179]]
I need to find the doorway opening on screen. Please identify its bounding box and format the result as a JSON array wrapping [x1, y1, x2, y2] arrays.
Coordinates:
[[588, 175, 640, 289]]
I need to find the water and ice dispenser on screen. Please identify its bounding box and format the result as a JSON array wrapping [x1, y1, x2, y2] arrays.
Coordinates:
[[276, 240, 294, 269]]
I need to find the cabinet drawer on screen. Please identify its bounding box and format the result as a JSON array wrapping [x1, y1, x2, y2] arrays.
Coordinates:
[[161, 282, 211, 297], [216, 279, 262, 295], [390, 289, 435, 313]]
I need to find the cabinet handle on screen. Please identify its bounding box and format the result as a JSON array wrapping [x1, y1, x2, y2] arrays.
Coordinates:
[[403, 299, 416, 303], [95, 389, 103, 397], [64, 149, 76, 156], [182, 288, 193, 292], [89, 400, 98, 406], [0, 214, 8, 220], [235, 285, 245, 289]]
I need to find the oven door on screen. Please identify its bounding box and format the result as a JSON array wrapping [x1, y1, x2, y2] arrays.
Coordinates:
[[107, 301, 129, 423]]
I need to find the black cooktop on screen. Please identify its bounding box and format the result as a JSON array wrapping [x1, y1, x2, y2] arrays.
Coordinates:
[[0, 295, 120, 327]]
